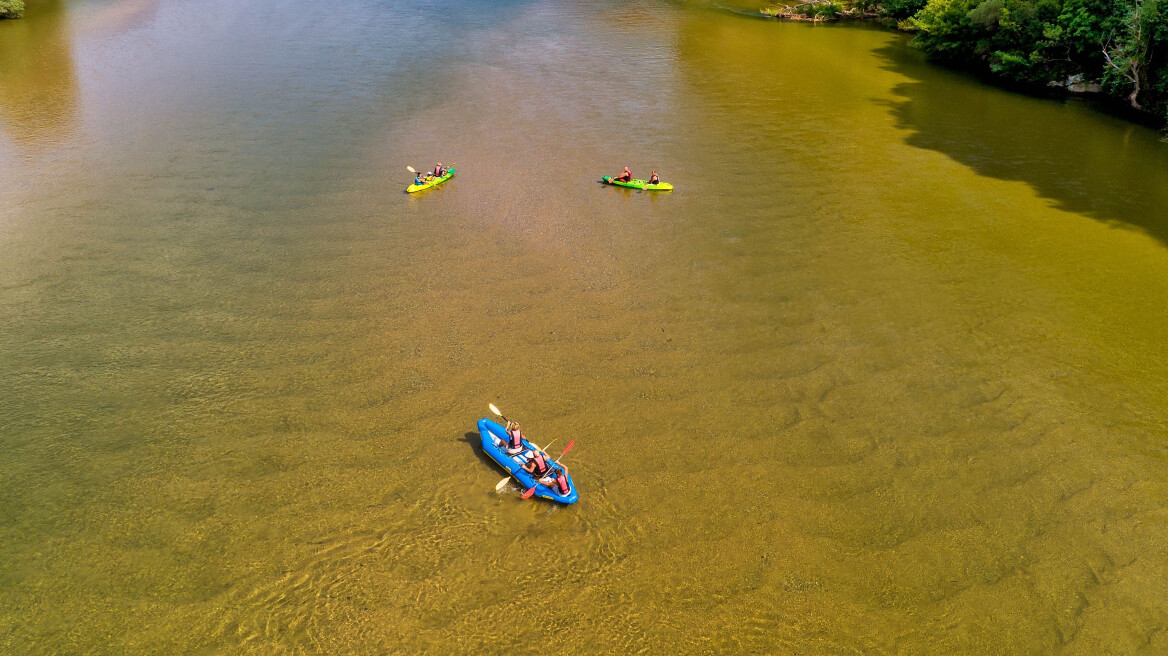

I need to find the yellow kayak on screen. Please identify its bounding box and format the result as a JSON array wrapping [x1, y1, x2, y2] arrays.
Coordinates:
[[407, 167, 455, 193]]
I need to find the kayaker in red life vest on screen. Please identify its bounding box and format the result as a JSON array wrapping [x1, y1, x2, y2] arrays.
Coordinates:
[[548, 464, 571, 496], [524, 452, 569, 495], [613, 167, 632, 183], [433, 162, 444, 177], [648, 171, 660, 185], [504, 420, 525, 455], [521, 449, 552, 479]]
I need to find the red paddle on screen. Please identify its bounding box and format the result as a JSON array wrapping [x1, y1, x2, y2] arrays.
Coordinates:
[[521, 440, 575, 499]]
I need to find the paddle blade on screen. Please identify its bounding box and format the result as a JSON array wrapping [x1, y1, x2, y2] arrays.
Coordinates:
[[488, 403, 502, 417], [495, 477, 510, 492], [406, 165, 416, 173], [521, 486, 537, 500], [559, 440, 575, 459]]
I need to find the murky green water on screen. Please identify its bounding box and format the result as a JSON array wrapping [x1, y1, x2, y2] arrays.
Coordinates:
[[3, 0, 1167, 653]]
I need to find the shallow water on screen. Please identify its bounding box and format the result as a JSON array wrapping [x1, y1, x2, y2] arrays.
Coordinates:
[[2, 0, 1167, 653]]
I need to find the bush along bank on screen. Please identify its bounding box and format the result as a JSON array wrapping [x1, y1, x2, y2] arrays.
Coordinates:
[[762, 1, 875, 21], [1, 0, 25, 19], [763, 0, 1168, 129]]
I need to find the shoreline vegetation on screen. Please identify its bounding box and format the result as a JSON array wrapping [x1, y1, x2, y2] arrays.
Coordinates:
[[762, 0, 1168, 130], [762, 1, 880, 21], [0, 0, 25, 19]]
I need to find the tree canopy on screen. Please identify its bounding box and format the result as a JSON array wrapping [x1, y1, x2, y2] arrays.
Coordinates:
[[898, 0, 1168, 121], [0, 0, 25, 19]]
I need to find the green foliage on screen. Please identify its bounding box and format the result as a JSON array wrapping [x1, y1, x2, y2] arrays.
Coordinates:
[[763, 0, 1168, 123], [883, 0, 930, 17], [762, 1, 843, 18], [897, 0, 1168, 122], [0, 0, 25, 19], [798, 1, 843, 17]]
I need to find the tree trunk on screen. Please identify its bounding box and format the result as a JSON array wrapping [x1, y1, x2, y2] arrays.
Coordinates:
[[1129, 87, 1143, 110]]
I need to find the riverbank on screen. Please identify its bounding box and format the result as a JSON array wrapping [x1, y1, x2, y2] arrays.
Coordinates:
[[761, 0, 1168, 130], [761, 1, 880, 22]]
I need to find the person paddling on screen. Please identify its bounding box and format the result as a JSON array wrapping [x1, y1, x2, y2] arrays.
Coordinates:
[[414, 172, 424, 186], [523, 449, 570, 495], [648, 171, 660, 185], [504, 420, 525, 455], [547, 464, 571, 496], [521, 448, 552, 479], [613, 167, 632, 183], [433, 162, 444, 177]]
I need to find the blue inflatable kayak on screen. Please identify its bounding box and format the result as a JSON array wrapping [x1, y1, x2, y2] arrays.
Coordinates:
[[478, 418, 578, 504]]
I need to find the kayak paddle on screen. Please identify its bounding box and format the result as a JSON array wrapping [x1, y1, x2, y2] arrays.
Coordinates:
[[488, 403, 509, 424], [494, 440, 556, 492], [558, 440, 575, 460], [489, 403, 515, 493]]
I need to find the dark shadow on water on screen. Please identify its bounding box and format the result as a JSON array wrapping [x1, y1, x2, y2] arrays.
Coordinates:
[[874, 41, 1168, 246], [461, 430, 495, 470]]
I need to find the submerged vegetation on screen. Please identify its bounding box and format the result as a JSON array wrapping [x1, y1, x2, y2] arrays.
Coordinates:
[[765, 0, 1168, 127], [0, 0, 24, 19]]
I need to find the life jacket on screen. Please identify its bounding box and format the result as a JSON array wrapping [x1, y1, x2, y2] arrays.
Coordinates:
[[434, 165, 443, 176], [530, 452, 550, 476], [555, 470, 569, 495], [508, 428, 522, 449]]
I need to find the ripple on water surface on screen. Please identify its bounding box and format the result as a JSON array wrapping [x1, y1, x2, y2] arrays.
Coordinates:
[[2, 0, 1168, 654]]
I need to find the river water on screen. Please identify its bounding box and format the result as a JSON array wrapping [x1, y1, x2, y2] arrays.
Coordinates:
[[2, 0, 1167, 653]]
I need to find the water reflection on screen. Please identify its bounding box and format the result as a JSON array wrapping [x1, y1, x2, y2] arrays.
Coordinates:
[[0, 0, 78, 149], [79, 0, 159, 36], [878, 43, 1168, 244]]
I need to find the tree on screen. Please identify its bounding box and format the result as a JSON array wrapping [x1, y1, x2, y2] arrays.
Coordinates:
[[1101, 0, 1163, 109], [0, 0, 25, 19]]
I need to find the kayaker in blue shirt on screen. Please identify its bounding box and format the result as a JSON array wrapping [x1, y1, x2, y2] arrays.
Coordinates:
[[414, 173, 423, 186], [613, 167, 632, 183]]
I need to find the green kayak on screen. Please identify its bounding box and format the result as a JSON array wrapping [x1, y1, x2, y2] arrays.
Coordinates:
[[407, 167, 455, 193], [602, 176, 673, 191]]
